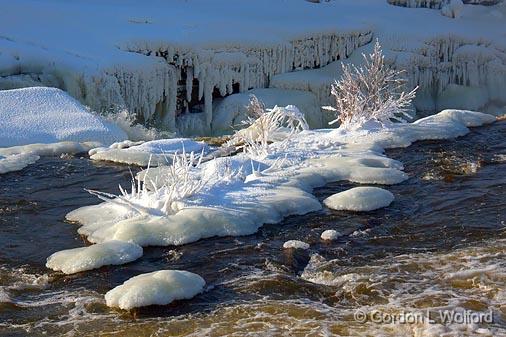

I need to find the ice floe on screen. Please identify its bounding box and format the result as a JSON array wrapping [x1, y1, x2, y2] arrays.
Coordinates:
[[46, 241, 143, 274], [104, 270, 205, 310], [323, 187, 395, 212]]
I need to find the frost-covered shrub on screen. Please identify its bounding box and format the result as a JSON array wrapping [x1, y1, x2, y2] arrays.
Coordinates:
[[326, 41, 417, 130], [229, 95, 308, 158], [87, 150, 205, 216]]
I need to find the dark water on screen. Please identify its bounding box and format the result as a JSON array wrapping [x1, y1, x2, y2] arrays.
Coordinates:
[[0, 122, 505, 336]]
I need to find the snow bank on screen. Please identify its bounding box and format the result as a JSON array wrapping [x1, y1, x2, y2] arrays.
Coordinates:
[[0, 87, 127, 174], [0, 87, 126, 147], [65, 110, 495, 250], [105, 270, 205, 310], [283, 240, 310, 250], [46, 241, 143, 274], [320, 230, 342, 241], [89, 138, 208, 166], [323, 187, 395, 212]]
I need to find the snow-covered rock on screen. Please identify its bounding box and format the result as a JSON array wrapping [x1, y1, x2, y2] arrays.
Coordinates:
[[283, 240, 310, 250], [46, 241, 143, 274], [320, 230, 342, 241], [105, 270, 205, 310], [323, 187, 395, 212]]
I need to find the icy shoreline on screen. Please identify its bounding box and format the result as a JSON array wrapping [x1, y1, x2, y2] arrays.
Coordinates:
[[63, 110, 496, 267]]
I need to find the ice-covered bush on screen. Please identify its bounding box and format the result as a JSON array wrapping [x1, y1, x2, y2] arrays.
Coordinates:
[[87, 150, 205, 216], [326, 41, 417, 130], [229, 95, 308, 158]]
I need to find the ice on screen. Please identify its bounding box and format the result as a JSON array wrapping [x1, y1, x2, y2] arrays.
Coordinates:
[[0, 153, 39, 174], [65, 110, 495, 250], [104, 270, 205, 310], [323, 187, 395, 212], [320, 230, 342, 241], [46, 241, 143, 274], [283, 240, 310, 250]]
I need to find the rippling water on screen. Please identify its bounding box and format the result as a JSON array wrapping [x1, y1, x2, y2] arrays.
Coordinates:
[[0, 122, 505, 336]]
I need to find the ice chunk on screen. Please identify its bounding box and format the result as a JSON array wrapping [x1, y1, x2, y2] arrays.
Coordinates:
[[89, 138, 208, 166], [46, 241, 143, 274], [0, 153, 39, 174], [320, 230, 342, 241], [105, 270, 205, 310], [283, 240, 310, 250], [323, 187, 394, 212]]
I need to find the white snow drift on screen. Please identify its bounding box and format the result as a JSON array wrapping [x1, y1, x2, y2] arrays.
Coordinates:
[[46, 241, 143, 274], [323, 187, 395, 212], [0, 87, 127, 174], [105, 270, 205, 310]]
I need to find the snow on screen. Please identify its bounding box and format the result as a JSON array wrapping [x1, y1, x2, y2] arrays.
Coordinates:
[[64, 110, 496, 250], [320, 230, 342, 241], [323, 187, 395, 212], [0, 87, 126, 147], [104, 270, 205, 310], [283, 240, 310, 250], [1, 0, 503, 134], [0, 87, 127, 174], [46, 241, 143, 274]]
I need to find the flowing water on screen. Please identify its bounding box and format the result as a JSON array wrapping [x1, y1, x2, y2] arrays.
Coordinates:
[[0, 122, 505, 336]]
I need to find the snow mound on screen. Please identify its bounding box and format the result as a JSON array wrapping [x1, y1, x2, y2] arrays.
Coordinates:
[[46, 240, 143, 274], [323, 187, 395, 212], [283, 240, 310, 250], [320, 230, 342, 241], [0, 87, 127, 147], [105, 270, 205, 310], [89, 138, 208, 166]]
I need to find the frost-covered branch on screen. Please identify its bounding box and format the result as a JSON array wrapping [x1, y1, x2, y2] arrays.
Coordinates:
[[229, 95, 309, 158], [328, 41, 417, 129], [87, 151, 205, 216]]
